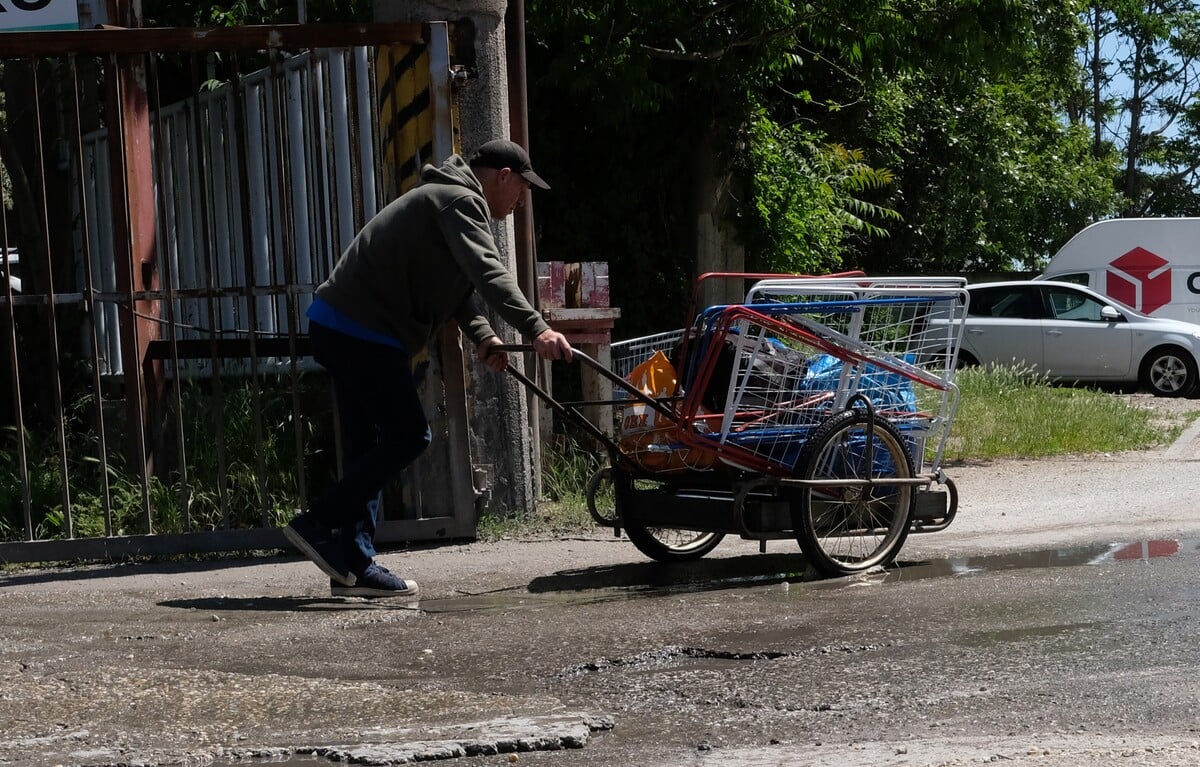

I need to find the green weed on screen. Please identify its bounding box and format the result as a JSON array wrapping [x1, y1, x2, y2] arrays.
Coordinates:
[[943, 365, 1173, 462], [0, 375, 334, 543], [476, 437, 604, 541]]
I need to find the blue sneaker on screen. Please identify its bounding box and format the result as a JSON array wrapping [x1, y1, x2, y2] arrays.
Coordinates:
[[282, 514, 356, 587], [330, 563, 419, 598]]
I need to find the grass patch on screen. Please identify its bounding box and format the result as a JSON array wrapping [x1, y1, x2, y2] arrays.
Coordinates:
[[0, 376, 333, 544], [942, 365, 1186, 462], [476, 438, 605, 541]]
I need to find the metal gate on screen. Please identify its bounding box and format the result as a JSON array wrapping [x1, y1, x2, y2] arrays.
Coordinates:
[[0, 22, 477, 564]]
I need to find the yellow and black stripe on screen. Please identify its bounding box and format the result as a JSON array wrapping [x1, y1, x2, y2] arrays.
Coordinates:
[[376, 43, 435, 199]]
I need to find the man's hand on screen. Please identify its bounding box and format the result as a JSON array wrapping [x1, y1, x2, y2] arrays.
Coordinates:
[[533, 329, 573, 362], [476, 336, 509, 372]]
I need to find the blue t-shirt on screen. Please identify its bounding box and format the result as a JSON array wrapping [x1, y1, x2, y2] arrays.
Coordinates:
[[306, 297, 408, 351]]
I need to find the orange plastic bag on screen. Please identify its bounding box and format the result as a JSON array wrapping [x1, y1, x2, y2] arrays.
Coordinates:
[[618, 351, 714, 473]]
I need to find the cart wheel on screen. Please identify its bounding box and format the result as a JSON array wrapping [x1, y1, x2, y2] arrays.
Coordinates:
[[585, 467, 618, 527], [793, 410, 916, 577], [624, 525, 725, 562]]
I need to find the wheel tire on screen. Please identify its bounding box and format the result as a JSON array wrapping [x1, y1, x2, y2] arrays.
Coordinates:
[[793, 410, 916, 577], [955, 350, 980, 369], [585, 467, 618, 526], [623, 524, 725, 562], [1139, 346, 1198, 397]]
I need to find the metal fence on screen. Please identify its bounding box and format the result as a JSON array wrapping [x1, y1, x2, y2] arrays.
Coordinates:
[[0, 23, 467, 564], [81, 46, 382, 379]]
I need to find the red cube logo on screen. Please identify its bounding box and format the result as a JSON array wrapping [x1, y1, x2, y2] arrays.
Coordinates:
[[1106, 247, 1171, 315]]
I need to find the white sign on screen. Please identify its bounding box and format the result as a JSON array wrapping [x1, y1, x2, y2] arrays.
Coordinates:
[[0, 0, 79, 32]]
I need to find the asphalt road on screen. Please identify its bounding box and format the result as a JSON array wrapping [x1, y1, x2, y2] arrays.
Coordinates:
[[4, 413, 1200, 767]]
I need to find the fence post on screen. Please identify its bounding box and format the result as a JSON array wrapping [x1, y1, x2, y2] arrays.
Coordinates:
[[103, 1, 163, 485]]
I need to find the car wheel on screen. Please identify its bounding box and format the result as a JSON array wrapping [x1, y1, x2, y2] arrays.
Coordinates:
[[1139, 346, 1198, 397], [955, 350, 980, 369]]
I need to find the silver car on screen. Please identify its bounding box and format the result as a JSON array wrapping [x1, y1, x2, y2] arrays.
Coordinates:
[[957, 280, 1200, 397]]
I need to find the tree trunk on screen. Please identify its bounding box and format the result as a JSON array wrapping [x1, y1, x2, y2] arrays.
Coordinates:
[[692, 126, 744, 308]]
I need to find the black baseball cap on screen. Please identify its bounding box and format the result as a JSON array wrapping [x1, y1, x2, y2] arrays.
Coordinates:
[[468, 139, 550, 190]]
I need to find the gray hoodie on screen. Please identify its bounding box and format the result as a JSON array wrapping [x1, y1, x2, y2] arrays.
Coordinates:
[[314, 155, 550, 352]]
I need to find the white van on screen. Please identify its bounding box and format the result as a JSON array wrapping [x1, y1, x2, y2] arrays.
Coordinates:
[[1038, 218, 1200, 325]]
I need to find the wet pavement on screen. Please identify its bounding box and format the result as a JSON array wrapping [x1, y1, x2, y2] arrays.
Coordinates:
[[6, 441, 1200, 766], [5, 533, 1200, 767]]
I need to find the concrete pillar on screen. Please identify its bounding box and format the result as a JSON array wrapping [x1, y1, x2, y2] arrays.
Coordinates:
[[374, 0, 538, 519]]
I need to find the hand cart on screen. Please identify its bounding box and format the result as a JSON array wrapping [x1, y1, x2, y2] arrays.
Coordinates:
[[503, 273, 969, 578]]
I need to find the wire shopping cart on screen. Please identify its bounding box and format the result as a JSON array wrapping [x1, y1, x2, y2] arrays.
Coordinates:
[[503, 273, 969, 577]]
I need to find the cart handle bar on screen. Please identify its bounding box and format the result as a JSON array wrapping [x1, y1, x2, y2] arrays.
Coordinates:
[[495, 344, 677, 422], [494, 345, 677, 462]]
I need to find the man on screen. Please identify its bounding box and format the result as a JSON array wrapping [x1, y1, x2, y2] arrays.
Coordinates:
[[284, 139, 572, 598]]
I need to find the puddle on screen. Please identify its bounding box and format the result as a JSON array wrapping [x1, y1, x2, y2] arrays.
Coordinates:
[[407, 539, 1190, 615], [956, 620, 1104, 647], [890, 538, 1187, 583], [419, 571, 803, 614], [418, 591, 620, 613]]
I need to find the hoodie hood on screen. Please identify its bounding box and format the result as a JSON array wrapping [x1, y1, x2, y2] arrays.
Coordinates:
[[419, 154, 482, 195]]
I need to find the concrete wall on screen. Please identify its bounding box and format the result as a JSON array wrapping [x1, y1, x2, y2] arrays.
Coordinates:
[[374, 0, 538, 519]]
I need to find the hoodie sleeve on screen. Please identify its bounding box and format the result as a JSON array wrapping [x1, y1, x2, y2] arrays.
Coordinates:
[[437, 195, 551, 346], [452, 292, 496, 348]]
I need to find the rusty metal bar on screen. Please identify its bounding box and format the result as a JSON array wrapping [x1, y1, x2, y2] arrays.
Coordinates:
[[308, 51, 346, 488], [145, 338, 310, 359], [383, 45, 403, 200], [272, 50, 309, 519], [84, 285, 316, 302], [365, 50, 383, 217], [186, 50, 232, 527], [1, 27, 467, 557], [345, 50, 366, 234], [0, 527, 289, 563], [0, 23, 426, 56], [315, 53, 339, 264], [68, 54, 115, 536], [205, 58, 236, 528], [265, 49, 301, 518], [303, 53, 326, 277], [299, 51, 332, 515], [146, 51, 193, 533], [227, 52, 271, 527], [104, 49, 154, 532], [29, 58, 75, 537]]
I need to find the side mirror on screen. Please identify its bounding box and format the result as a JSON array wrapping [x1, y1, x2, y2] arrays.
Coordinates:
[[1101, 305, 1122, 322]]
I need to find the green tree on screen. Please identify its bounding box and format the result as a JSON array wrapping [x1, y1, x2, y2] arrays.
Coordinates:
[[855, 68, 1118, 273], [738, 111, 899, 275], [526, 0, 905, 333], [1078, 0, 1200, 216], [805, 0, 1118, 273]]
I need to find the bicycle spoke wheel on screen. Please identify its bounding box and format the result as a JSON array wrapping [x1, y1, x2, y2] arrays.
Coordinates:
[[585, 467, 618, 526], [624, 524, 725, 562], [794, 410, 915, 576]]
